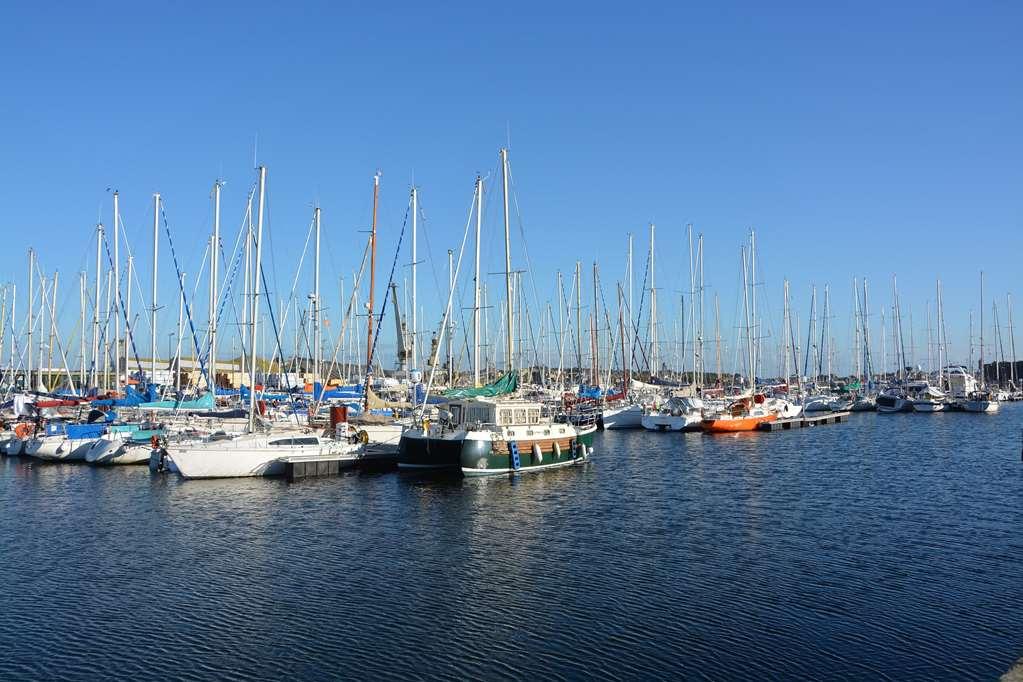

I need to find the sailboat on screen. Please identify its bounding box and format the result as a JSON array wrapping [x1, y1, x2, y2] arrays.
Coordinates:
[[702, 232, 790, 432], [160, 167, 364, 478], [960, 272, 1000, 413], [398, 149, 596, 475]]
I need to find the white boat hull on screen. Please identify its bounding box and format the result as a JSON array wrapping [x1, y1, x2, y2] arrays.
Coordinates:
[[600, 404, 644, 430], [169, 437, 362, 479], [24, 437, 92, 461], [86, 436, 152, 465], [640, 412, 701, 432], [959, 400, 999, 413], [912, 400, 946, 413]]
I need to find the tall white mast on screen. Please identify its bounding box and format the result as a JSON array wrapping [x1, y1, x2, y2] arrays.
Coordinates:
[[698, 233, 705, 390], [249, 166, 267, 431], [448, 249, 455, 385], [124, 255, 133, 384], [688, 224, 695, 384], [412, 185, 419, 374], [627, 232, 633, 380], [1009, 293, 1017, 388], [92, 223, 103, 389], [575, 261, 582, 380], [979, 271, 985, 387], [741, 247, 753, 388], [825, 283, 832, 381], [500, 148, 513, 373], [649, 223, 657, 378], [27, 248, 34, 391], [210, 180, 221, 391], [313, 205, 321, 383], [150, 193, 160, 386], [750, 229, 757, 382], [101, 270, 110, 390], [112, 191, 120, 388], [79, 273, 86, 390], [472, 177, 482, 386]]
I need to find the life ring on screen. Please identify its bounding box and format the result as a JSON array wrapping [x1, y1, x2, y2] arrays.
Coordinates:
[[357, 429, 369, 445], [14, 423, 31, 439]]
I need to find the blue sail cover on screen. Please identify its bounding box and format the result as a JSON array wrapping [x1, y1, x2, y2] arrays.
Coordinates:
[[139, 392, 215, 411], [66, 423, 110, 440], [92, 384, 159, 407]]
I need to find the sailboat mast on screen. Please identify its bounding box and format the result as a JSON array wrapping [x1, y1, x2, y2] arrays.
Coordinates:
[[79, 273, 86, 389], [498, 149, 514, 374], [574, 261, 582, 381], [412, 185, 419, 375], [741, 247, 753, 388], [621, 232, 630, 382], [979, 271, 985, 387], [714, 293, 722, 387], [649, 223, 656, 378], [210, 180, 221, 391], [592, 261, 599, 385], [367, 172, 380, 375], [93, 223, 103, 390], [47, 271, 58, 391], [448, 249, 454, 385], [313, 206, 321, 383], [26, 249, 34, 391], [248, 166, 267, 431], [750, 230, 757, 381], [862, 278, 872, 385], [150, 194, 160, 387], [783, 279, 791, 391], [112, 191, 120, 388], [472, 177, 482, 385], [125, 255, 133, 384], [1009, 293, 1017, 388]]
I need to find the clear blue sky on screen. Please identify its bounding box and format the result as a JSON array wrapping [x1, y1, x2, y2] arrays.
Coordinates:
[[1, 1, 1020, 376]]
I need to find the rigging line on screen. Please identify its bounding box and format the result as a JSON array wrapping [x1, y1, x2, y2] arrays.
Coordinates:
[[266, 215, 316, 371], [363, 201, 412, 406], [160, 203, 208, 390], [313, 236, 372, 415], [505, 162, 546, 338], [419, 187, 480, 414], [100, 232, 147, 381]]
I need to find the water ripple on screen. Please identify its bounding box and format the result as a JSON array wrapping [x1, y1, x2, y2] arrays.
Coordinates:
[[1, 406, 1022, 679]]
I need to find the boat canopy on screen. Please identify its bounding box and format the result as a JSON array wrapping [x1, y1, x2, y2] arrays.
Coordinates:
[[442, 371, 518, 400]]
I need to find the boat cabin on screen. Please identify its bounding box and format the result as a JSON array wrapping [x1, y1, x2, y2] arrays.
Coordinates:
[[442, 399, 545, 430]]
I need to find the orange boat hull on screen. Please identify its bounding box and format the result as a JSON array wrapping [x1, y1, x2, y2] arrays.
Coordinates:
[[701, 414, 777, 432]]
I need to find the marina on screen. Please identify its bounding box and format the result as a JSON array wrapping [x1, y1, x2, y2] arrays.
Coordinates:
[[3, 2, 1022, 679]]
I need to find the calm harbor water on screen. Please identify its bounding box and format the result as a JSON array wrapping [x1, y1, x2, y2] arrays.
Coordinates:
[[2, 407, 1022, 680]]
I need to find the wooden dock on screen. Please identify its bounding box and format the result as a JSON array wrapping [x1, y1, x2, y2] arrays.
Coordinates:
[[758, 411, 852, 432]]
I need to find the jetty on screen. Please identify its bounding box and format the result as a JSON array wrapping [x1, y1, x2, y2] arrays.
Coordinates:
[[758, 411, 852, 432]]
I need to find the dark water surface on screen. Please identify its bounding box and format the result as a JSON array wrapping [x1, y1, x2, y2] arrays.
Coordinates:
[[2, 407, 1022, 680]]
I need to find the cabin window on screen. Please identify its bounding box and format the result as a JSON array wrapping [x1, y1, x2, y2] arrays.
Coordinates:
[[499, 410, 513, 425], [269, 437, 319, 446], [514, 409, 526, 424], [528, 409, 540, 424]]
